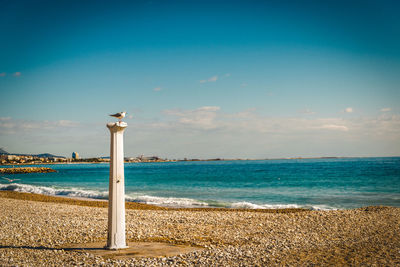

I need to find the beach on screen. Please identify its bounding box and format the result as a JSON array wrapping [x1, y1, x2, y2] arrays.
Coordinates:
[[1, 192, 399, 266]]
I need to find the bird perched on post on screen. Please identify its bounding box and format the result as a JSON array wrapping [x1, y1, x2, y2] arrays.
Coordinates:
[[109, 111, 127, 122]]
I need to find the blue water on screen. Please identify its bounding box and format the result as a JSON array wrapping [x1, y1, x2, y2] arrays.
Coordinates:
[[1, 157, 400, 210]]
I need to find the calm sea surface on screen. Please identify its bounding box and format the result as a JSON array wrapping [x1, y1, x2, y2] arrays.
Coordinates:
[[1, 157, 400, 210]]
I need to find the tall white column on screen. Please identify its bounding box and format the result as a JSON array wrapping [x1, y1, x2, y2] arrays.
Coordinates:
[[106, 121, 128, 250]]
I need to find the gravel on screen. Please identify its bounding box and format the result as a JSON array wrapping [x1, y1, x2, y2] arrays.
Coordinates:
[[0, 196, 399, 266]]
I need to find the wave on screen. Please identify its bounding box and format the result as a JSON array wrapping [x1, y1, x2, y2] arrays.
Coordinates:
[[0, 182, 335, 210], [230, 201, 301, 209], [0, 183, 109, 200], [127, 195, 209, 208], [229, 201, 335, 210]]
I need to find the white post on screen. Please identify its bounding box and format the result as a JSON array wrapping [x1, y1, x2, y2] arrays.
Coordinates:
[[106, 121, 128, 250]]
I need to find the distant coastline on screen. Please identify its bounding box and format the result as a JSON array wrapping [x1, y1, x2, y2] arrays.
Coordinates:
[[1, 155, 399, 166]]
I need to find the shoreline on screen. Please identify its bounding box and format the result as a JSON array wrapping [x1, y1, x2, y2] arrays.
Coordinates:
[[0, 191, 309, 213], [1, 184, 398, 211]]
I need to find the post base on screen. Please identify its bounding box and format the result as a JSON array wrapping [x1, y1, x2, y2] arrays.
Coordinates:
[[105, 245, 129, 250]]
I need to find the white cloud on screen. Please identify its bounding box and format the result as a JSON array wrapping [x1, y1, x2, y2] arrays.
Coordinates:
[[0, 119, 80, 134], [163, 106, 221, 130], [208, 75, 218, 82], [56, 120, 79, 127], [200, 75, 218, 83], [153, 87, 162, 91], [225, 73, 231, 77], [241, 83, 248, 87], [319, 124, 349, 131], [2, 109, 400, 158], [299, 108, 315, 115], [160, 107, 354, 135], [128, 108, 400, 158], [235, 108, 257, 118], [381, 107, 391, 112], [197, 106, 220, 112], [344, 107, 353, 113]]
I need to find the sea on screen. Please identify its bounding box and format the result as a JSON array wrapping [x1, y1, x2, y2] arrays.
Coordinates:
[[1, 157, 400, 210]]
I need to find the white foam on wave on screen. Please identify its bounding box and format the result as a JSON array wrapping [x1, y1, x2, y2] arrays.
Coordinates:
[[0, 183, 108, 200], [230, 201, 335, 210], [230, 201, 301, 209], [0, 182, 337, 210], [126, 194, 209, 208], [0, 183, 208, 207]]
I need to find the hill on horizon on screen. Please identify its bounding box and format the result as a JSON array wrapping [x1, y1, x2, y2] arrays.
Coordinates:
[[35, 153, 66, 159], [0, 148, 65, 158]]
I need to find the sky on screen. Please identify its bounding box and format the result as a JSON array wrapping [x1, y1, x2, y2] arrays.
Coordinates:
[[0, 0, 399, 159]]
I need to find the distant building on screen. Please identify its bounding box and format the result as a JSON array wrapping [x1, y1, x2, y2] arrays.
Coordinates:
[[7, 155, 18, 160], [72, 152, 79, 160]]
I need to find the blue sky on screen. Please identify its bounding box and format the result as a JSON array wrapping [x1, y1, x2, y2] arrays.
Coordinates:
[[0, 0, 399, 158]]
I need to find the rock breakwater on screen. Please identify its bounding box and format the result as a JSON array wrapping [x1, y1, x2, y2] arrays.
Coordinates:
[[0, 167, 56, 174]]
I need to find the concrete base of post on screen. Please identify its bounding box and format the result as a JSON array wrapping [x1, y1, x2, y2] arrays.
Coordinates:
[[105, 244, 129, 250], [65, 241, 203, 258]]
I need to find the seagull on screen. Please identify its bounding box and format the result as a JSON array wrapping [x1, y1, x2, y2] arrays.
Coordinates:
[[1, 177, 20, 182], [109, 111, 127, 122]]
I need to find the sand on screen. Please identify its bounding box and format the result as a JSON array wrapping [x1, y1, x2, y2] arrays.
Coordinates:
[[0, 191, 399, 266]]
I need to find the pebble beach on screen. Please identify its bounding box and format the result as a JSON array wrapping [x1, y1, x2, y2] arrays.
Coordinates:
[[1, 192, 399, 266]]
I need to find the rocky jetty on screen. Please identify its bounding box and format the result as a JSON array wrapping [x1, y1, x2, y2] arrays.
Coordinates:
[[0, 167, 56, 174]]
